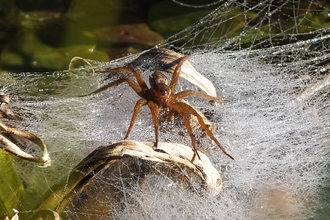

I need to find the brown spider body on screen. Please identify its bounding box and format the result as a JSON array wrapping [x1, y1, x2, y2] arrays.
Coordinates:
[[84, 56, 234, 161], [147, 72, 172, 108]]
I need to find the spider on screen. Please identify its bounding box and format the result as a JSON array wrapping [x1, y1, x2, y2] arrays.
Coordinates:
[[83, 56, 234, 160]]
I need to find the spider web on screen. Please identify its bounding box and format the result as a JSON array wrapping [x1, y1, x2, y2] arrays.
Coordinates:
[[1, 0, 330, 219]]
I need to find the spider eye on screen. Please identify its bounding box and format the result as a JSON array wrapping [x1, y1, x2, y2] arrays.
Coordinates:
[[156, 84, 169, 96], [160, 90, 168, 95]]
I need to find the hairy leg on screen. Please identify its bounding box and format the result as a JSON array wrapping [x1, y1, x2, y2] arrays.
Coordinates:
[[147, 101, 160, 148], [174, 101, 234, 160], [81, 78, 143, 97], [101, 67, 149, 91], [174, 106, 201, 161], [124, 99, 148, 139], [169, 56, 190, 92], [175, 90, 230, 102], [168, 109, 175, 120]]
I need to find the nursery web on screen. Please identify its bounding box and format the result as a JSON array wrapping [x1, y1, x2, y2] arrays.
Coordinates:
[[1, 0, 330, 219]]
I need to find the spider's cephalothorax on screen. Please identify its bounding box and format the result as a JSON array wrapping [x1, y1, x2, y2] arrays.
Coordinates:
[[83, 56, 234, 161], [147, 71, 171, 108]]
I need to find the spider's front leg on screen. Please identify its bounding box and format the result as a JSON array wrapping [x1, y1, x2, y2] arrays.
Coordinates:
[[175, 108, 201, 161], [124, 99, 147, 140], [146, 101, 160, 148], [173, 101, 234, 160]]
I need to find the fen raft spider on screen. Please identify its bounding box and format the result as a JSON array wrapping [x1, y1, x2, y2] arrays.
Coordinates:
[[83, 56, 234, 161]]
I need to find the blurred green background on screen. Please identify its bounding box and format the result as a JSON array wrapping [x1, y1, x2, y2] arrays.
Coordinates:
[[0, 0, 329, 72], [0, 0, 215, 72]]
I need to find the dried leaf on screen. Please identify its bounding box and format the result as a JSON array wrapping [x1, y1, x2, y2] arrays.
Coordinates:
[[0, 95, 51, 167], [129, 48, 217, 97], [36, 141, 222, 215], [297, 71, 330, 101]]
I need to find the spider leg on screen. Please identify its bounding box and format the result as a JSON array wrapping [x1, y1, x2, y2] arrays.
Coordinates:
[[124, 99, 148, 139], [169, 56, 190, 92], [168, 109, 175, 120], [173, 101, 234, 160], [146, 101, 160, 148], [81, 78, 143, 97], [100, 67, 149, 91], [175, 90, 230, 103], [174, 107, 201, 160]]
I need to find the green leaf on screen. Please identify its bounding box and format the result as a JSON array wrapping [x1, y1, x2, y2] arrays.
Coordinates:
[[0, 151, 27, 217]]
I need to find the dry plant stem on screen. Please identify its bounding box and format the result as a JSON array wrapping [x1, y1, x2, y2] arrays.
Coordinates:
[[297, 70, 330, 101], [68, 56, 94, 71], [175, 90, 230, 102], [35, 141, 222, 216], [0, 121, 51, 167], [82, 52, 233, 160], [0, 97, 51, 167]]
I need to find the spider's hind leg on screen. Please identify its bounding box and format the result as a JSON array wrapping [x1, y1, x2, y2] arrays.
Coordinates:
[[174, 108, 201, 161]]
